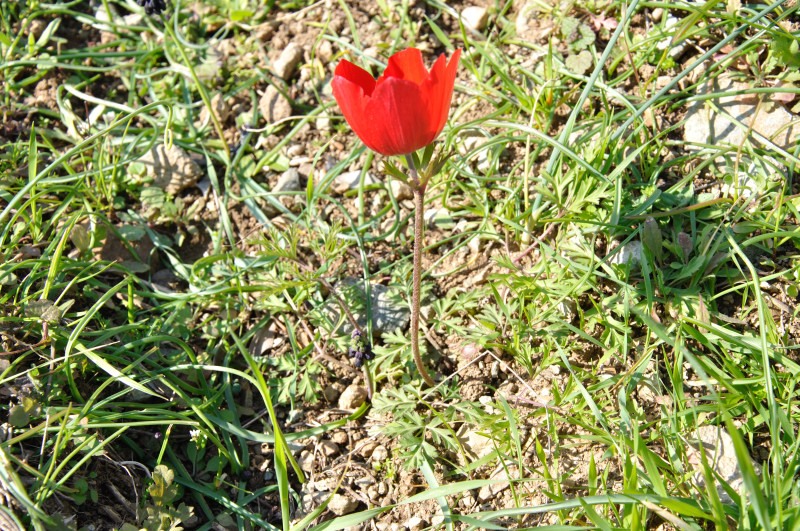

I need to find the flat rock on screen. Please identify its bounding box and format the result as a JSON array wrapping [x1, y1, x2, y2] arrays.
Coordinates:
[[322, 278, 410, 335], [138, 144, 203, 196], [273, 168, 304, 193], [608, 240, 643, 268], [328, 493, 358, 516], [461, 6, 489, 31], [457, 427, 495, 465], [338, 384, 368, 410], [199, 92, 231, 126], [389, 179, 413, 201], [478, 467, 513, 502], [686, 425, 759, 504], [273, 42, 303, 80], [259, 85, 292, 124], [684, 74, 799, 151], [332, 170, 379, 194]]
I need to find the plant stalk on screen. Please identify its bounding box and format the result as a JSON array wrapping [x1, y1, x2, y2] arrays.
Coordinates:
[[408, 159, 436, 387]]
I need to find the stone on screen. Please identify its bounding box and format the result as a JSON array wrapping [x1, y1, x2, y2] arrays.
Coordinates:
[[328, 493, 358, 516], [332, 170, 379, 194], [273, 42, 303, 80], [322, 385, 340, 403], [461, 6, 489, 31], [370, 445, 388, 462], [316, 113, 332, 131], [273, 168, 304, 193], [299, 450, 315, 473], [259, 85, 292, 124], [317, 40, 334, 63], [338, 384, 368, 410], [656, 16, 685, 57], [457, 428, 495, 466], [331, 431, 348, 445], [138, 144, 203, 196], [686, 425, 759, 504], [402, 516, 426, 531], [608, 240, 643, 268], [319, 440, 339, 457], [478, 467, 512, 501], [323, 278, 410, 335], [389, 179, 413, 201], [199, 93, 231, 125], [684, 74, 799, 152], [359, 441, 378, 458]]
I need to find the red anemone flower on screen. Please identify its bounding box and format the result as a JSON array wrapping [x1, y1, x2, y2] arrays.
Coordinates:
[[331, 48, 461, 157]]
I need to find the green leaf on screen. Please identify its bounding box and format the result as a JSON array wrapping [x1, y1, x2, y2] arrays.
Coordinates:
[[565, 50, 593, 75], [8, 405, 30, 428], [770, 34, 800, 69]]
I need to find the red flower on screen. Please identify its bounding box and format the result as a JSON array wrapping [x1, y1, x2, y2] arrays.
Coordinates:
[[331, 48, 461, 156]]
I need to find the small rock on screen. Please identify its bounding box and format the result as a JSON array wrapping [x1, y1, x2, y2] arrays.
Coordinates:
[[273, 168, 304, 193], [323, 279, 410, 335], [389, 179, 413, 201], [457, 428, 495, 465], [608, 240, 643, 268], [273, 42, 303, 80], [331, 431, 348, 445], [359, 441, 378, 458], [556, 299, 577, 322], [684, 74, 799, 151], [461, 6, 489, 31], [259, 85, 292, 124], [319, 440, 339, 457], [138, 144, 203, 196], [687, 425, 758, 504], [371, 445, 388, 462], [338, 384, 368, 410], [478, 467, 511, 501], [651, 7, 664, 22], [402, 516, 426, 531], [460, 492, 476, 508], [328, 493, 358, 516], [287, 143, 304, 157], [301, 491, 328, 514], [316, 113, 332, 131], [199, 93, 231, 125], [299, 450, 315, 473], [333, 170, 379, 194], [249, 326, 283, 356], [322, 385, 340, 403], [317, 40, 334, 63]]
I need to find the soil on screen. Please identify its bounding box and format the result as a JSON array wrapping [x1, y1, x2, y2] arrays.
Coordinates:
[[2, 0, 799, 530]]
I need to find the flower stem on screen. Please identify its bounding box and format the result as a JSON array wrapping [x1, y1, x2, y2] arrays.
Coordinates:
[[407, 158, 436, 387]]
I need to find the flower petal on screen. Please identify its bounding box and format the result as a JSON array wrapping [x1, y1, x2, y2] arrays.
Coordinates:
[[423, 49, 461, 140], [381, 48, 428, 85], [332, 74, 373, 150], [363, 77, 431, 155], [333, 59, 376, 95]]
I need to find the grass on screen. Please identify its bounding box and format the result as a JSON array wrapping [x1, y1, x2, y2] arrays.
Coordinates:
[[2, 0, 800, 529]]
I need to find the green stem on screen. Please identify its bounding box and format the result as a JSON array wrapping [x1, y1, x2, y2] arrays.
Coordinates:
[[407, 157, 436, 387]]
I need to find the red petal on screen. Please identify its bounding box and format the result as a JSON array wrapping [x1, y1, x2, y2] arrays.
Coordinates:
[[423, 49, 461, 140], [363, 77, 431, 155], [334, 59, 376, 96], [381, 48, 428, 85], [332, 73, 372, 149]]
